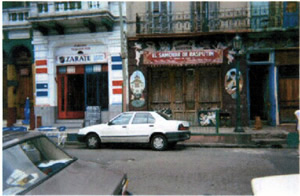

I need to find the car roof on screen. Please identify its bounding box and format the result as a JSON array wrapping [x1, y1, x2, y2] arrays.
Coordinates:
[[2, 131, 44, 149], [124, 111, 156, 113]]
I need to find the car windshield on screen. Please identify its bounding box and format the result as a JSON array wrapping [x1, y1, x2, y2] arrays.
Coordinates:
[[157, 112, 171, 120], [3, 136, 74, 195]]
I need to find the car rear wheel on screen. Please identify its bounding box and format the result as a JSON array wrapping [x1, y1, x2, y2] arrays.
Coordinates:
[[86, 134, 101, 149], [151, 135, 167, 151]]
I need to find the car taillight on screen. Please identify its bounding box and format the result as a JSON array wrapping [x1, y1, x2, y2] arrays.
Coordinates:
[[178, 124, 189, 131]]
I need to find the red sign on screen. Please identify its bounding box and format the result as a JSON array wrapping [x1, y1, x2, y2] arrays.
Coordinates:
[[143, 49, 223, 66], [36, 60, 47, 66]]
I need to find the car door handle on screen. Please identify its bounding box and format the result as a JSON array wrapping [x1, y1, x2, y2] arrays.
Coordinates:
[[122, 126, 127, 128], [149, 125, 154, 127]]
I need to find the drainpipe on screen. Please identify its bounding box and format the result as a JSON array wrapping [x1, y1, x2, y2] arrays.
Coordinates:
[[119, 2, 128, 112]]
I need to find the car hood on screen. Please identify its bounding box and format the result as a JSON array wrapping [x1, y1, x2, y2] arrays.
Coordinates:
[[26, 159, 126, 195], [82, 123, 105, 130]]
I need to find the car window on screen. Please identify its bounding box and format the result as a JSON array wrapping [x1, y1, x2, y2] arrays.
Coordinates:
[[157, 112, 171, 120], [132, 113, 155, 124], [3, 137, 73, 195], [110, 113, 133, 125]]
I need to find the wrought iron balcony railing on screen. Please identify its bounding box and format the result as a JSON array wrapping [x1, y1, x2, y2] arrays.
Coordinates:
[[135, 6, 298, 34]]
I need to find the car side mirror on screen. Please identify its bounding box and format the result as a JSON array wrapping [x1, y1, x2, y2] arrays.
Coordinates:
[[108, 121, 113, 126]]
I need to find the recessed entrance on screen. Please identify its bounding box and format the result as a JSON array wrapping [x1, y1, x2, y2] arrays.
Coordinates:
[[149, 67, 221, 125], [249, 65, 269, 121], [57, 66, 84, 119]]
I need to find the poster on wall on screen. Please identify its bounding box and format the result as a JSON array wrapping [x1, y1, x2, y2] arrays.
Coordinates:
[[224, 68, 243, 99], [198, 110, 217, 126], [130, 70, 146, 108]]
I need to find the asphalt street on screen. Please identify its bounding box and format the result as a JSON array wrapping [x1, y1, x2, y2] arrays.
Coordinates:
[[65, 144, 299, 195]]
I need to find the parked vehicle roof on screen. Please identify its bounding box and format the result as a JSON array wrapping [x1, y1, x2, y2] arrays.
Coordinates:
[[2, 131, 44, 149]]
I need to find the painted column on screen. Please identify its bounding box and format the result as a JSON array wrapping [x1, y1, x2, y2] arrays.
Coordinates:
[[7, 64, 17, 126]]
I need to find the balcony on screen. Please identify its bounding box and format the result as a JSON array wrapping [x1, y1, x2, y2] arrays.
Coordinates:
[[2, 8, 31, 27], [135, 6, 298, 35], [28, 2, 115, 35]]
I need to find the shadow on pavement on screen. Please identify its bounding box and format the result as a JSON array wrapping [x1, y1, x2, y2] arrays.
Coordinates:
[[64, 143, 189, 151]]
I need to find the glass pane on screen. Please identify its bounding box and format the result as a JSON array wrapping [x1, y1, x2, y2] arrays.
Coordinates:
[[38, 4, 43, 12], [111, 113, 133, 125], [99, 73, 108, 110], [86, 74, 98, 106], [61, 77, 65, 111], [3, 137, 73, 195], [12, 13, 17, 21], [18, 13, 23, 20], [132, 113, 148, 124], [58, 67, 66, 74], [148, 114, 155, 123], [70, 2, 75, 10], [132, 113, 155, 124], [77, 2, 82, 9], [3, 145, 47, 195], [67, 75, 84, 111]]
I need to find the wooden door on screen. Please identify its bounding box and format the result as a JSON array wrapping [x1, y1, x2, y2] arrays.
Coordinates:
[[279, 78, 299, 122], [17, 67, 33, 119], [198, 67, 221, 109], [149, 69, 171, 110]]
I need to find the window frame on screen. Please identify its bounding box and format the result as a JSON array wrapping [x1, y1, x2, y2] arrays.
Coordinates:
[[132, 113, 156, 124]]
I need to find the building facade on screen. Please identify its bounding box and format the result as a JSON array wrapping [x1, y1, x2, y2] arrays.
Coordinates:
[[3, 2, 34, 127], [126, 1, 299, 126], [3, 1, 299, 129], [3, 1, 126, 128]]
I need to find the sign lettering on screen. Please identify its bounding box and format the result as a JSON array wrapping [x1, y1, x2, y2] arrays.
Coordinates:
[[57, 53, 106, 65], [143, 49, 223, 66]]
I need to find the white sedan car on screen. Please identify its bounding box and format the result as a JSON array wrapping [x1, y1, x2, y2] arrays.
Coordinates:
[[77, 111, 191, 151]]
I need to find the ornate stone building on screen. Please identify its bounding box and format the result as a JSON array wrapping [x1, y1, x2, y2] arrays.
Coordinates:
[[3, 1, 126, 128]]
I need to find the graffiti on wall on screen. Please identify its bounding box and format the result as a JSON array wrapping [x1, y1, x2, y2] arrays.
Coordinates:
[[133, 43, 143, 66], [130, 70, 145, 107]]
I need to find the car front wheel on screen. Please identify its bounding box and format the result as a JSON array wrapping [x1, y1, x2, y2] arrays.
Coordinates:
[[151, 135, 167, 151], [86, 134, 101, 149]]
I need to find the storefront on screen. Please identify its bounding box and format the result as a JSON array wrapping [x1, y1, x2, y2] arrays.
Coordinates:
[[128, 38, 249, 126], [55, 46, 109, 119], [34, 32, 123, 126]]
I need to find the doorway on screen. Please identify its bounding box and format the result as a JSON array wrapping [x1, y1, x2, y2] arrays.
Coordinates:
[[149, 67, 221, 125], [57, 66, 84, 119], [248, 66, 269, 121], [278, 65, 299, 123]]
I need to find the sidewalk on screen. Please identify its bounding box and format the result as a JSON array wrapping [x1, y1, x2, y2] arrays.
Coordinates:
[[2, 120, 298, 148], [183, 126, 296, 148]]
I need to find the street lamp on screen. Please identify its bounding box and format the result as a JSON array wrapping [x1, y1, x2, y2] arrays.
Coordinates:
[[233, 35, 244, 132]]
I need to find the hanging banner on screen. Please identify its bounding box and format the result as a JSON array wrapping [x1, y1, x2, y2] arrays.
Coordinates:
[[143, 49, 223, 66]]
